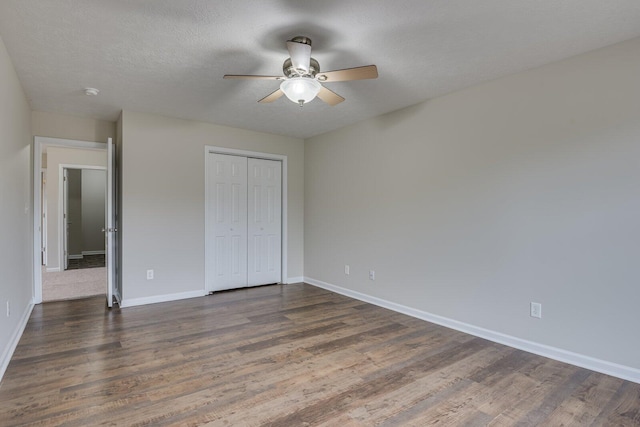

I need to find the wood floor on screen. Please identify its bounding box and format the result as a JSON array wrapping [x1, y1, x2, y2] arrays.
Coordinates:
[[1, 284, 639, 426]]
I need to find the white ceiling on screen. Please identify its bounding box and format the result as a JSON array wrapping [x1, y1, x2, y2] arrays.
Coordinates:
[[1, 1, 640, 139]]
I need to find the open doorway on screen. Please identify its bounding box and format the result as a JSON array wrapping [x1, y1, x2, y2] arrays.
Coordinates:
[[62, 167, 107, 271], [41, 166, 108, 301], [34, 137, 112, 303]]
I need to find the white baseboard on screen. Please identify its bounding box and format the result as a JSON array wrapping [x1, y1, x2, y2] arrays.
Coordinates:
[[82, 250, 105, 256], [0, 301, 34, 384], [304, 277, 640, 385], [286, 276, 304, 284], [68, 254, 83, 260], [120, 289, 207, 308], [45, 267, 60, 273]]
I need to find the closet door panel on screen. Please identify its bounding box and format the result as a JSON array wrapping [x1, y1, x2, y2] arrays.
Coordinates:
[[247, 158, 282, 286], [209, 154, 248, 291]]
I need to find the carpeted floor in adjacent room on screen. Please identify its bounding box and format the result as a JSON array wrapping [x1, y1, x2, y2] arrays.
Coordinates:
[[42, 266, 106, 302]]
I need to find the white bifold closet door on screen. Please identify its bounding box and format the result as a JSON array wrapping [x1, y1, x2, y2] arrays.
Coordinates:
[[247, 158, 282, 286], [210, 154, 248, 290], [209, 153, 282, 291]]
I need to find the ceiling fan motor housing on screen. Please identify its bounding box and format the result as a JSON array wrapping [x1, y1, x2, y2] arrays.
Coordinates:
[[283, 58, 319, 78]]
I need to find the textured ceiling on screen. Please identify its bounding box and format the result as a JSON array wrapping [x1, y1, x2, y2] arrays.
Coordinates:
[[1, 1, 640, 139]]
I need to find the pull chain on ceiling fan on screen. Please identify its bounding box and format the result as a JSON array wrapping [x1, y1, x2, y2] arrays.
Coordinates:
[[224, 36, 378, 106]]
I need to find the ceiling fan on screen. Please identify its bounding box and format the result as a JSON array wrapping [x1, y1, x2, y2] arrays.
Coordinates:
[[223, 36, 378, 107]]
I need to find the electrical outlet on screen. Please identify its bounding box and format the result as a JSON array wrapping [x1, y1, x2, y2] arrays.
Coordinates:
[[146, 269, 154, 280], [369, 270, 375, 281], [530, 302, 542, 319], [345, 265, 350, 275]]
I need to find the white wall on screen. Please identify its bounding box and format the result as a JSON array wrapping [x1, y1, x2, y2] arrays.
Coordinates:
[[120, 111, 304, 303], [81, 169, 106, 253], [0, 35, 32, 380], [45, 147, 106, 270], [32, 111, 115, 143], [305, 37, 640, 373]]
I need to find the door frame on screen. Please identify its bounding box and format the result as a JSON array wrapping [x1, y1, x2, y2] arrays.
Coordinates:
[[63, 168, 69, 270], [204, 146, 288, 293], [58, 164, 107, 271], [40, 170, 47, 266], [33, 137, 107, 304]]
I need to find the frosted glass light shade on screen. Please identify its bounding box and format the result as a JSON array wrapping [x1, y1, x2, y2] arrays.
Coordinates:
[[280, 77, 321, 105]]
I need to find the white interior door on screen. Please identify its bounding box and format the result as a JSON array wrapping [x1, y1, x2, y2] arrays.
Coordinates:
[[106, 138, 117, 307], [63, 168, 69, 270], [247, 158, 282, 286], [209, 153, 248, 291]]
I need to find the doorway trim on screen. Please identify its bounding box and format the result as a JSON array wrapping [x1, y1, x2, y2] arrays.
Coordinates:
[[58, 164, 107, 272], [41, 169, 47, 266], [33, 137, 107, 304], [204, 146, 288, 292]]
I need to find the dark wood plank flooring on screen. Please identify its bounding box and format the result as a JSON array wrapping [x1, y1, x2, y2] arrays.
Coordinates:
[[1, 283, 638, 426], [66, 254, 105, 270]]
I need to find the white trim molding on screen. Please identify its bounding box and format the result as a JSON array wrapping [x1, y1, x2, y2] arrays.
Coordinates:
[[82, 250, 106, 256], [0, 302, 34, 383], [45, 267, 61, 273], [68, 251, 105, 259], [120, 290, 207, 308], [304, 277, 640, 385], [286, 277, 304, 284]]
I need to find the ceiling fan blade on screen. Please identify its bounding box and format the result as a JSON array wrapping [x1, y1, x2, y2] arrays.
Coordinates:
[[287, 40, 312, 73], [223, 75, 283, 80], [258, 88, 284, 103], [316, 86, 345, 106], [317, 65, 378, 82]]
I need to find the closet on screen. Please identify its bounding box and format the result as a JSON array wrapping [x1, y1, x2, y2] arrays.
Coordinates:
[[206, 152, 282, 291]]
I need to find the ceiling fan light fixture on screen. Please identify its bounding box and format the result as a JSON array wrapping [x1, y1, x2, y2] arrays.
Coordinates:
[[224, 36, 377, 107], [280, 77, 321, 106]]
